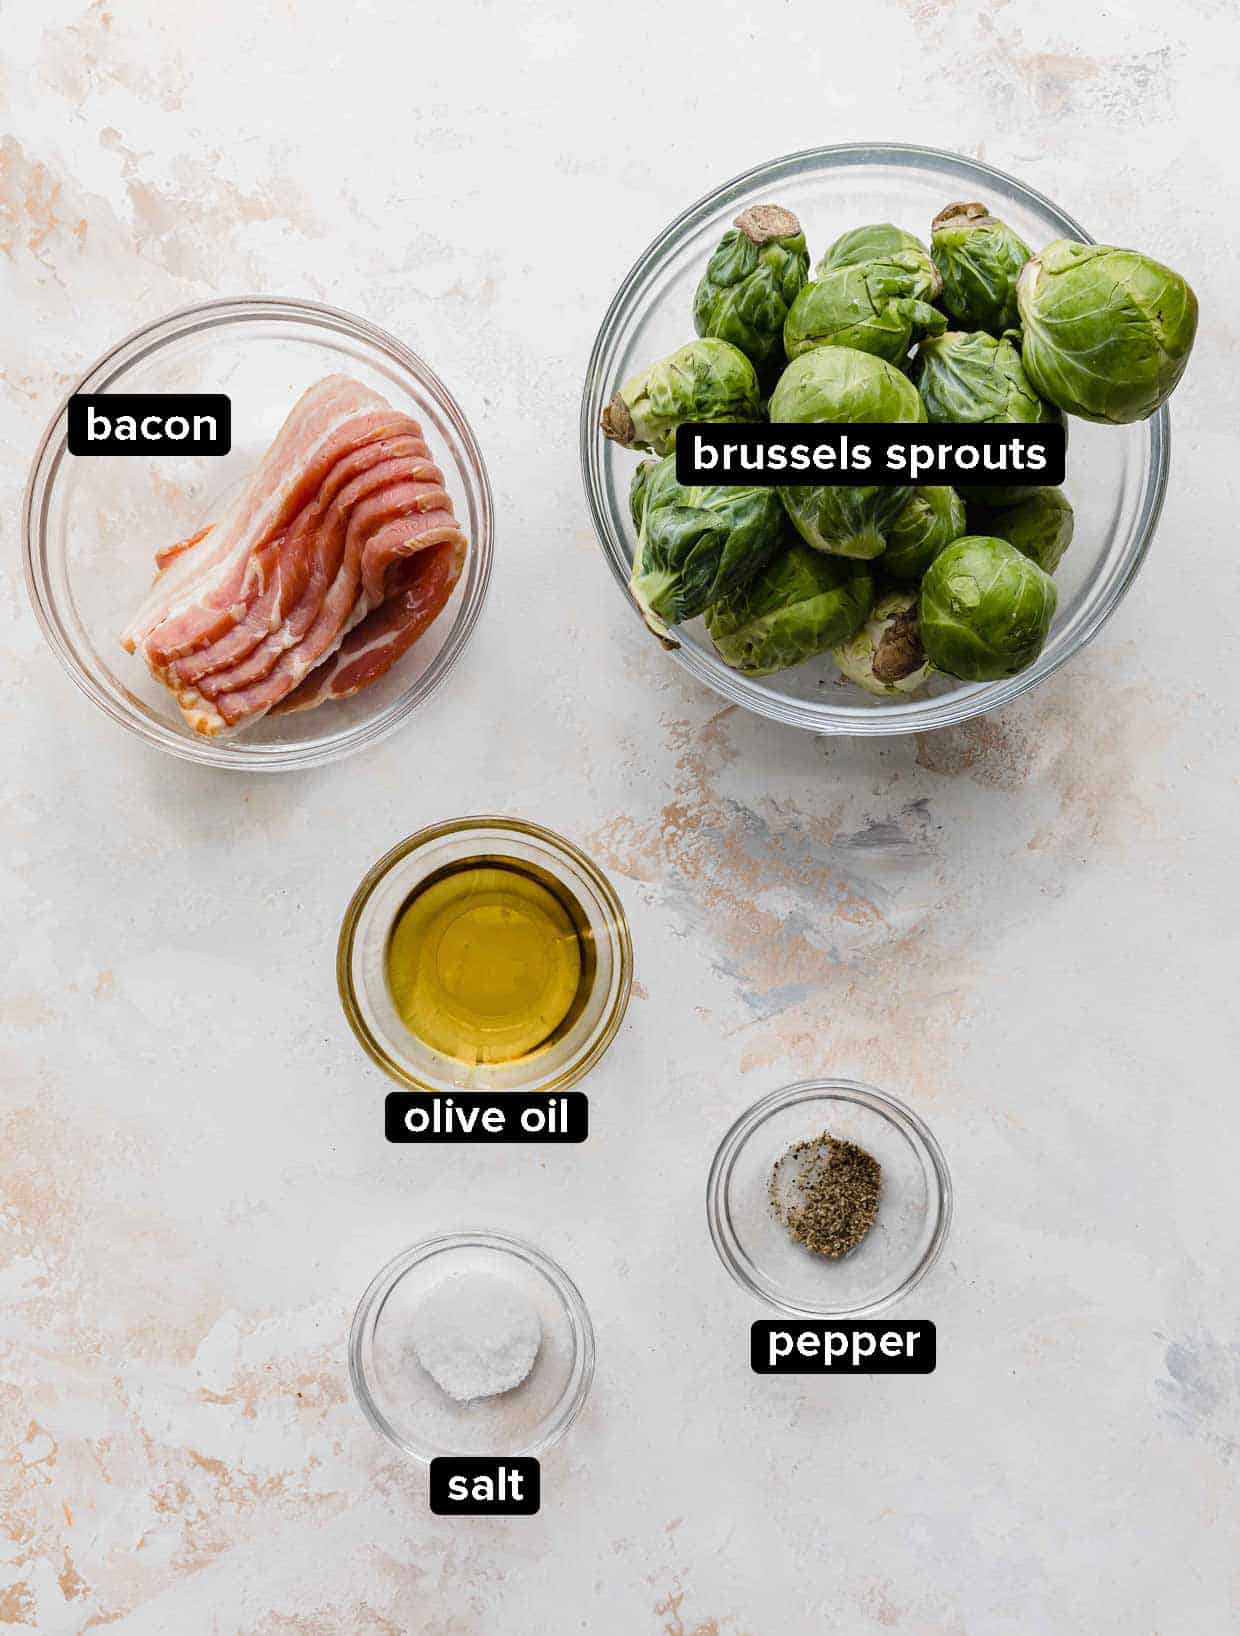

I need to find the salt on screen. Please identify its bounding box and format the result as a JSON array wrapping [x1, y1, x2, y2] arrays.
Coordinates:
[[412, 1273, 542, 1402]]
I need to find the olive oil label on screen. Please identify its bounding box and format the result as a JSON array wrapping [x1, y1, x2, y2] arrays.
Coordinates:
[[429, 1457, 540, 1516], [676, 422, 1065, 489], [752, 1320, 936, 1375], [385, 1091, 587, 1144], [68, 394, 231, 456]]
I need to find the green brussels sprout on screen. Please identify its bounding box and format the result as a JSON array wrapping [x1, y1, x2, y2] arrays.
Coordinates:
[[769, 347, 926, 559], [602, 338, 761, 456], [706, 541, 873, 676], [914, 329, 1058, 425], [920, 535, 1057, 681], [628, 454, 785, 640], [784, 260, 947, 365], [1016, 239, 1199, 423], [629, 459, 657, 530], [818, 223, 938, 288], [693, 205, 810, 378], [966, 486, 1074, 575], [880, 486, 966, 582], [930, 201, 1031, 336], [833, 589, 932, 697]]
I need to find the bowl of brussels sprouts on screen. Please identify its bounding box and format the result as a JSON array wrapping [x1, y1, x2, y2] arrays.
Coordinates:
[[580, 143, 1196, 735]]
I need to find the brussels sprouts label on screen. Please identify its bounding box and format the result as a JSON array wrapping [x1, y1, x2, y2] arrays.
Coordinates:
[[385, 1091, 587, 1143], [676, 423, 1064, 488], [752, 1320, 936, 1374], [429, 1457, 540, 1515], [68, 394, 231, 456]]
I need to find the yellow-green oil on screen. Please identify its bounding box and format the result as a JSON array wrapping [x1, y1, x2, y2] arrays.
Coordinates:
[[384, 859, 593, 1064]]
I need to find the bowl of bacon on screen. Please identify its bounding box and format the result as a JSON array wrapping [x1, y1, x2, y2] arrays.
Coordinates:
[[23, 298, 493, 770]]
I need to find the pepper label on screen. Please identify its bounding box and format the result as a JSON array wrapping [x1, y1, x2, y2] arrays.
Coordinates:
[[751, 1319, 936, 1374]]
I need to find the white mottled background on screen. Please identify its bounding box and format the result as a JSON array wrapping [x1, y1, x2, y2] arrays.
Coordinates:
[[2, 1, 1238, 1631]]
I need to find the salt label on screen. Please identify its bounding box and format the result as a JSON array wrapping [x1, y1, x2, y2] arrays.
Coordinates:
[[430, 1457, 540, 1516]]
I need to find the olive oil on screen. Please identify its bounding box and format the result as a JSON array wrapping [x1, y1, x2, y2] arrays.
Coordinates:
[[385, 859, 593, 1065]]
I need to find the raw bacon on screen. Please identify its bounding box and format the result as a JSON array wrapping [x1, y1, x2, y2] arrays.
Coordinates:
[[273, 536, 465, 715], [122, 376, 468, 736]]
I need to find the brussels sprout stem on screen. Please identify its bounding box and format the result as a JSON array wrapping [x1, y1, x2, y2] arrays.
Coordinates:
[[932, 200, 993, 233], [872, 606, 925, 683], [735, 204, 801, 246], [601, 393, 636, 446]]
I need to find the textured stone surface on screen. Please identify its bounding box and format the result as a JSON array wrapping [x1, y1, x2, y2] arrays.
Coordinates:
[[1, 1, 1236, 1631]]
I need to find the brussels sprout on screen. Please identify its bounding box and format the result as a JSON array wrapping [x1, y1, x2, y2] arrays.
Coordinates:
[[920, 535, 1057, 681], [880, 486, 966, 582], [966, 486, 1074, 574], [693, 205, 810, 378], [930, 202, 1031, 336], [914, 329, 1058, 425], [818, 224, 939, 291], [602, 338, 761, 456], [833, 590, 932, 697], [627, 455, 785, 640], [784, 260, 947, 365], [629, 459, 657, 530], [706, 541, 873, 676], [770, 347, 926, 559], [1016, 239, 1198, 423]]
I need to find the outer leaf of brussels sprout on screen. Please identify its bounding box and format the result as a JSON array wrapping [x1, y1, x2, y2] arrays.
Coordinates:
[[880, 486, 966, 581], [693, 204, 810, 377], [930, 202, 1031, 336], [706, 541, 874, 675], [1016, 239, 1198, 423], [920, 535, 1057, 681], [629, 459, 658, 530], [818, 224, 939, 293], [914, 330, 1058, 425], [966, 486, 1074, 574], [601, 338, 761, 455], [784, 261, 947, 365], [628, 454, 786, 640], [769, 347, 926, 559], [833, 589, 932, 696]]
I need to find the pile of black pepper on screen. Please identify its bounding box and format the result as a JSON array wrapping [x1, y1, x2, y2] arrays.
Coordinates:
[[769, 1131, 882, 1258]]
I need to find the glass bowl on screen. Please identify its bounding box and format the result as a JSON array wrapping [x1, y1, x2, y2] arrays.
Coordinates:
[[23, 297, 493, 770], [338, 816, 633, 1093], [706, 1078, 952, 1317], [580, 142, 1169, 736], [349, 1230, 595, 1463]]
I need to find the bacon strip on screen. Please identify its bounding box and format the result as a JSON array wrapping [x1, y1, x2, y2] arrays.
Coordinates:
[[122, 376, 468, 736], [272, 535, 465, 715]]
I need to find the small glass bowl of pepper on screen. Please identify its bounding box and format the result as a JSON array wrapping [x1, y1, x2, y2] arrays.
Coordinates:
[[706, 1078, 952, 1317]]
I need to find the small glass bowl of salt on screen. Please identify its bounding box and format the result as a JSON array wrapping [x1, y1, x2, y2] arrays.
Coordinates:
[[349, 1230, 595, 1462]]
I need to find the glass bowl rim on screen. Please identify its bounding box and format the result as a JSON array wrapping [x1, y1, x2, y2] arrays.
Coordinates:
[[579, 140, 1170, 736], [705, 1075, 954, 1317], [336, 814, 635, 1092], [22, 293, 495, 771], [347, 1227, 597, 1463]]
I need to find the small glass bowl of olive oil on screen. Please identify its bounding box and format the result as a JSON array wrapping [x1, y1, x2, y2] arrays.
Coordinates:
[[338, 817, 633, 1092]]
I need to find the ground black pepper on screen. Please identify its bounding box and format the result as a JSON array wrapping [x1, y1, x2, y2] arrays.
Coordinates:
[[769, 1131, 882, 1258]]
